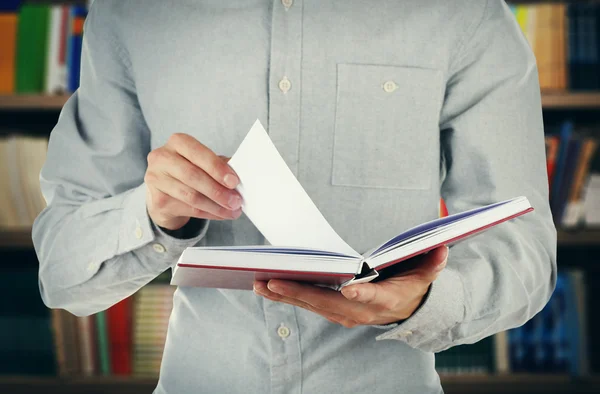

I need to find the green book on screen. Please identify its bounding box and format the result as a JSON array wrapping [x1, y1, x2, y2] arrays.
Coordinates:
[[15, 4, 50, 93], [95, 311, 111, 375]]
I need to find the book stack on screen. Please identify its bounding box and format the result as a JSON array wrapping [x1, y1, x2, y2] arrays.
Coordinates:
[[0, 135, 48, 229], [544, 121, 600, 228], [49, 273, 174, 378], [0, 1, 88, 95], [510, 2, 600, 91], [435, 270, 589, 377], [507, 270, 589, 375], [133, 285, 176, 376]]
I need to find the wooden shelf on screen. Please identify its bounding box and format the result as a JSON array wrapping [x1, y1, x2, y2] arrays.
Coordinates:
[[541, 91, 600, 109], [1, 92, 600, 111], [0, 228, 33, 248], [557, 229, 600, 246], [0, 95, 69, 111], [0, 375, 598, 394]]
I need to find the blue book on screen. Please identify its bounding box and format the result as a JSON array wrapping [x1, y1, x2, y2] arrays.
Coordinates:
[[66, 5, 87, 92], [550, 121, 574, 217]]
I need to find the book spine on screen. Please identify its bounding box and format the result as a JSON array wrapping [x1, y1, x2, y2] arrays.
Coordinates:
[[95, 311, 111, 376], [0, 13, 18, 93], [15, 4, 50, 93]]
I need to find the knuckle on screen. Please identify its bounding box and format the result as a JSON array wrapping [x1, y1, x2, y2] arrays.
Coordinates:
[[153, 192, 169, 209], [168, 133, 186, 146], [181, 188, 201, 206], [147, 149, 162, 165], [210, 184, 228, 204], [144, 171, 157, 184]]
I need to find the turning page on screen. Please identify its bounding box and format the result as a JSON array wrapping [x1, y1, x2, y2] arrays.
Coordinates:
[[227, 120, 359, 257]]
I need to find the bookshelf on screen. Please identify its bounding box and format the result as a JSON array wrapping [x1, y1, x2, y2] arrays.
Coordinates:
[[1, 0, 600, 393], [0, 375, 598, 394]]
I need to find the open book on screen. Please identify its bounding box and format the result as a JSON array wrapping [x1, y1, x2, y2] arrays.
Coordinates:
[[171, 120, 533, 290]]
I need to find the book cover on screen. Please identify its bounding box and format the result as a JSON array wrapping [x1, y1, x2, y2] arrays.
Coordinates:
[[171, 120, 534, 291]]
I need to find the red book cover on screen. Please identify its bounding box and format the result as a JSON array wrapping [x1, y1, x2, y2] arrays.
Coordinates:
[[545, 135, 560, 190], [107, 297, 132, 375]]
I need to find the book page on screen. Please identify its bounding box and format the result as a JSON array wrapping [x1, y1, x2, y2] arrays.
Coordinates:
[[227, 119, 359, 257]]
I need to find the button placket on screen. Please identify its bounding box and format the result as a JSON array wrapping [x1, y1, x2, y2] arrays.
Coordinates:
[[267, 0, 303, 177]]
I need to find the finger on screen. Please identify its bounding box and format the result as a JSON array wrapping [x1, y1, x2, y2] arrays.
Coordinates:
[[153, 149, 242, 211], [265, 279, 372, 320], [253, 282, 357, 326], [150, 173, 242, 219], [167, 133, 240, 189], [410, 245, 449, 284]]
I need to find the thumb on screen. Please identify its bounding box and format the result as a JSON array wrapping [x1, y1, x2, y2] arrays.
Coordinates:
[[341, 282, 390, 306], [416, 245, 449, 283]]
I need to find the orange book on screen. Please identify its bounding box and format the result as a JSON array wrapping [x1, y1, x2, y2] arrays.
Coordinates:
[[0, 14, 18, 93]]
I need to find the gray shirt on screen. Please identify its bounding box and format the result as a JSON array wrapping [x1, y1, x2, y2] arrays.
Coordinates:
[[32, 1, 557, 393]]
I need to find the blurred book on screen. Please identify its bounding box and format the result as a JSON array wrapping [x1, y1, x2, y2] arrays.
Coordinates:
[[0, 135, 48, 229], [543, 121, 600, 228], [510, 2, 600, 91], [1, 1, 88, 95], [435, 269, 590, 377]]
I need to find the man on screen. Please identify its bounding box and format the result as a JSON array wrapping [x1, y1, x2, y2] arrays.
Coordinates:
[[32, 1, 557, 393]]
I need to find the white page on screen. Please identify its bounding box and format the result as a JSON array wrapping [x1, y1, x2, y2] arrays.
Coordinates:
[[227, 119, 360, 257]]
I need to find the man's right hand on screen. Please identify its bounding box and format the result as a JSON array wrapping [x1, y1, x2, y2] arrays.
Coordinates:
[[144, 133, 242, 231]]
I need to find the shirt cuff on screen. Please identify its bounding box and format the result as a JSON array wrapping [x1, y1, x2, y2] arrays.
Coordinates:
[[374, 267, 466, 353], [117, 183, 209, 268]]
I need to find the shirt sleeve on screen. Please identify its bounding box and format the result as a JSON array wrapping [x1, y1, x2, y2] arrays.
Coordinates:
[[375, 0, 557, 352], [32, 2, 208, 317]]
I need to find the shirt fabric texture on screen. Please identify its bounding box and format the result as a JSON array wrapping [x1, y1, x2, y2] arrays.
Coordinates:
[[32, 1, 558, 393]]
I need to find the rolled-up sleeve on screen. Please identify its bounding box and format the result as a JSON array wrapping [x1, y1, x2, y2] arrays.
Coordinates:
[[376, 0, 557, 351], [32, 2, 207, 317]]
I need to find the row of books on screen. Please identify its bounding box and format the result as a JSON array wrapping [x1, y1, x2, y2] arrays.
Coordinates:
[[0, 2, 89, 95], [509, 2, 600, 91], [436, 269, 589, 376], [544, 122, 600, 228], [52, 275, 174, 377], [1, 267, 588, 377], [0, 135, 47, 229]]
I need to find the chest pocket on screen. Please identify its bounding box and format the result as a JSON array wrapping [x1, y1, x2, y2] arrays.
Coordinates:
[[332, 64, 444, 190]]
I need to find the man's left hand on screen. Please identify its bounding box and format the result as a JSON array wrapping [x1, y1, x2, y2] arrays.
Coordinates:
[[253, 245, 449, 327]]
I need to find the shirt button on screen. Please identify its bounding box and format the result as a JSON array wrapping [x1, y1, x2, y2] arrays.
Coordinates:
[[134, 226, 143, 239], [277, 324, 291, 339], [383, 80, 398, 93], [152, 243, 166, 253], [282, 0, 293, 8], [87, 262, 97, 271], [278, 77, 291, 93]]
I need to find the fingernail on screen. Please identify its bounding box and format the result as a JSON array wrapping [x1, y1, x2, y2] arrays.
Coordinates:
[[228, 194, 242, 210], [267, 281, 282, 294], [224, 173, 239, 188], [343, 289, 358, 300], [253, 282, 265, 294]]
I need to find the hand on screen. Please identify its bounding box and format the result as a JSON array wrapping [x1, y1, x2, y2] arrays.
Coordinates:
[[253, 246, 449, 327], [145, 133, 242, 230]]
